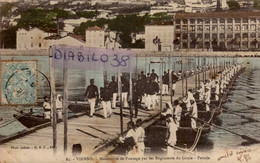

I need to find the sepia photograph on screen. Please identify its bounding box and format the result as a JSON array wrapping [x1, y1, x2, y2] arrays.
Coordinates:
[[0, 0, 260, 162]]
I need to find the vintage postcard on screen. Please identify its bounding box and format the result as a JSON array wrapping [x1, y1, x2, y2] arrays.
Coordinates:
[[0, 0, 260, 163]]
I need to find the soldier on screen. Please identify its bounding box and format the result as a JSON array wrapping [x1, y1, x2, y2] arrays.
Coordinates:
[[56, 94, 63, 120], [108, 76, 118, 109], [121, 76, 129, 108], [146, 77, 159, 111], [173, 100, 182, 127], [85, 79, 99, 117], [166, 114, 178, 156], [150, 69, 158, 82], [134, 119, 145, 156], [190, 100, 198, 129], [182, 89, 195, 111], [215, 80, 220, 101], [197, 82, 205, 100], [133, 76, 144, 118], [171, 71, 178, 97], [100, 81, 112, 119], [204, 87, 211, 111], [162, 71, 169, 95]]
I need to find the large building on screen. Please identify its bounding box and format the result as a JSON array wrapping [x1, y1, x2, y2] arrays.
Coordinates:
[[172, 12, 260, 51], [16, 28, 56, 50]]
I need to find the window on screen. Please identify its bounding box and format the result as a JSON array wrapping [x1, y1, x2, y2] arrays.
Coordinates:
[[183, 19, 188, 24], [182, 33, 188, 40], [220, 25, 225, 31], [243, 33, 248, 39], [220, 33, 225, 39], [212, 19, 217, 24], [227, 25, 232, 32], [190, 25, 195, 31], [212, 25, 218, 32], [204, 19, 210, 24], [31, 37, 33, 39], [205, 42, 210, 48], [175, 19, 180, 24], [212, 34, 217, 39], [250, 25, 256, 31], [39, 43, 41, 47], [227, 33, 232, 39], [243, 18, 248, 23], [190, 33, 195, 39], [31, 42, 33, 47], [235, 33, 241, 39], [175, 25, 181, 31], [220, 18, 225, 23], [197, 33, 202, 39], [190, 19, 195, 24], [182, 25, 187, 31], [182, 42, 188, 48], [204, 25, 210, 31], [250, 33, 256, 38], [197, 25, 203, 32], [205, 33, 210, 39], [175, 33, 181, 38], [242, 25, 248, 31], [242, 41, 248, 48], [197, 19, 203, 24], [235, 18, 240, 23], [227, 18, 233, 23], [235, 25, 240, 31], [250, 18, 256, 23]]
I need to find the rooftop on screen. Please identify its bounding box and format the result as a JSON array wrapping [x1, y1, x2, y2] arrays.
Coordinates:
[[86, 25, 103, 31], [175, 11, 260, 19], [147, 21, 173, 26]]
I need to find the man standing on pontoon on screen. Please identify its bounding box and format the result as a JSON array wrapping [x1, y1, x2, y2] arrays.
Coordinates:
[[85, 79, 99, 117]]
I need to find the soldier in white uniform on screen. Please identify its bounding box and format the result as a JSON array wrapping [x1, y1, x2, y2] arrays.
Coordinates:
[[134, 119, 145, 156], [166, 114, 178, 156], [204, 87, 211, 111], [215, 80, 220, 101], [183, 89, 195, 111], [190, 100, 198, 129], [197, 82, 205, 100], [173, 100, 182, 127]]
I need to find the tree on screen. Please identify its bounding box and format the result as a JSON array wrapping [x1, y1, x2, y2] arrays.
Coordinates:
[[253, 0, 260, 9], [0, 3, 14, 17], [227, 1, 240, 10]]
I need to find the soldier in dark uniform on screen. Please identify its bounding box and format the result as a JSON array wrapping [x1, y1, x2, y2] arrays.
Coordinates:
[[162, 71, 169, 95], [108, 76, 118, 109], [85, 79, 99, 117], [133, 75, 145, 118], [150, 69, 158, 82], [100, 81, 112, 119], [171, 71, 179, 97]]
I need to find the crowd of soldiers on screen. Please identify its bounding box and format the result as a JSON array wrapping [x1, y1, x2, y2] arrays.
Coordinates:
[[83, 63, 243, 120], [42, 61, 243, 156], [161, 63, 243, 156]]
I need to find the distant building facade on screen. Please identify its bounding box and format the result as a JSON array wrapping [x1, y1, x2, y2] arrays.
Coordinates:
[[16, 28, 56, 50], [145, 21, 174, 51], [85, 26, 105, 48], [173, 12, 260, 51]]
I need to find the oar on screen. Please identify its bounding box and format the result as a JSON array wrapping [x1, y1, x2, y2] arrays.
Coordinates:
[[227, 99, 260, 109], [205, 102, 260, 122], [229, 92, 255, 100], [191, 117, 260, 143]]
